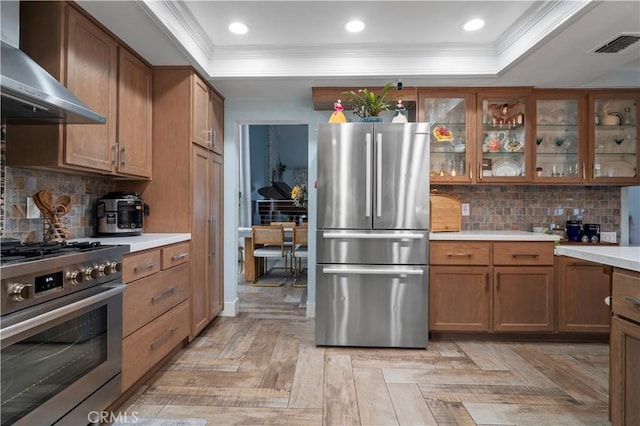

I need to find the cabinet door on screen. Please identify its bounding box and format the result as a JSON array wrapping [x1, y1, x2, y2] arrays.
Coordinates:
[[192, 75, 211, 149], [65, 7, 118, 172], [557, 257, 611, 333], [493, 266, 554, 332], [611, 316, 640, 426], [476, 89, 530, 183], [429, 266, 490, 331], [117, 48, 152, 178], [191, 145, 212, 336], [532, 92, 586, 183], [209, 154, 224, 319], [419, 90, 475, 183], [210, 92, 224, 156], [589, 92, 639, 184]]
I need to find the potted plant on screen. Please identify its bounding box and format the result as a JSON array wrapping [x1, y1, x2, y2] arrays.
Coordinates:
[[343, 83, 395, 122]]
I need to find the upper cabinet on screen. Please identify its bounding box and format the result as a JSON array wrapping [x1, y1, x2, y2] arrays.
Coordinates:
[[418, 87, 639, 186], [419, 90, 475, 183], [532, 91, 586, 184], [588, 92, 639, 184], [476, 88, 531, 183], [192, 74, 224, 156], [6, 2, 152, 179]]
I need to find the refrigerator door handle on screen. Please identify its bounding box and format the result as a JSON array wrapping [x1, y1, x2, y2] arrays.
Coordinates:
[[322, 267, 424, 276], [376, 132, 382, 217], [365, 133, 372, 218], [322, 231, 425, 240]]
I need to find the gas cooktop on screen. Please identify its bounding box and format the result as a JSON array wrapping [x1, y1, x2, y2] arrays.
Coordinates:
[[0, 241, 107, 266]]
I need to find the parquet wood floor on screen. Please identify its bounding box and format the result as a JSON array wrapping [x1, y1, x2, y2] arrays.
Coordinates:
[[119, 272, 610, 425]]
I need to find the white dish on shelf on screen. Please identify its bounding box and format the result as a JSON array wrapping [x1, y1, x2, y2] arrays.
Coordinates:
[[492, 159, 522, 177], [600, 160, 636, 177]]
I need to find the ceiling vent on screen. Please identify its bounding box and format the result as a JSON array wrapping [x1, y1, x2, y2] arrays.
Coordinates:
[[594, 34, 640, 53]]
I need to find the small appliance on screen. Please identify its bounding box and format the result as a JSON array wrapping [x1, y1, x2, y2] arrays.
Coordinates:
[[94, 192, 148, 236]]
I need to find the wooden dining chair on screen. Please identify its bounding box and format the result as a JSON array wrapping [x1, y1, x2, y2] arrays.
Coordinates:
[[292, 224, 308, 287], [251, 225, 290, 286]]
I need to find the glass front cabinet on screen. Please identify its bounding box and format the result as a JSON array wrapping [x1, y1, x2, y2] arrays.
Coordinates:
[[476, 89, 530, 183], [532, 91, 585, 184], [588, 92, 639, 184], [419, 91, 475, 184]]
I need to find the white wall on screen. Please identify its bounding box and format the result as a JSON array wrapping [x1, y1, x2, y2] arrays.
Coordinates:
[[222, 98, 329, 316], [626, 186, 640, 245]]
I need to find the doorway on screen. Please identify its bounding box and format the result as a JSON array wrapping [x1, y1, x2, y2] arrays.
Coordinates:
[[237, 123, 309, 314]]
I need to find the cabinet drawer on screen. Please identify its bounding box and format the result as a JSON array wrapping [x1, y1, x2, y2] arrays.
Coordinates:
[[122, 249, 161, 282], [122, 300, 189, 391], [430, 241, 490, 265], [162, 242, 190, 269], [493, 242, 553, 266], [612, 269, 640, 324], [123, 262, 190, 337]]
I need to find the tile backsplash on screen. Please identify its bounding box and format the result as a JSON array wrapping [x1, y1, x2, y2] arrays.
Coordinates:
[[432, 184, 621, 235], [1, 120, 115, 242]]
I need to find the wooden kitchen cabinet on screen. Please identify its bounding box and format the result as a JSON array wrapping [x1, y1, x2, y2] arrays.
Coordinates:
[[531, 90, 587, 183], [588, 91, 640, 185], [610, 268, 640, 426], [7, 2, 152, 178], [419, 89, 476, 183], [429, 240, 555, 333], [430, 241, 491, 331], [121, 242, 191, 391], [556, 256, 611, 333], [120, 67, 224, 339], [192, 74, 224, 156], [430, 266, 491, 331]]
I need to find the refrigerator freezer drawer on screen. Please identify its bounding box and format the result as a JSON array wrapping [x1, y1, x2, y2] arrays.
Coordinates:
[[317, 230, 428, 265], [315, 264, 428, 348]]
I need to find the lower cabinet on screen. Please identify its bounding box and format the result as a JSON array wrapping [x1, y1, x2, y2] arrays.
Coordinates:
[[610, 268, 640, 426], [430, 266, 490, 331], [557, 256, 611, 333], [430, 241, 555, 333], [121, 241, 190, 391]]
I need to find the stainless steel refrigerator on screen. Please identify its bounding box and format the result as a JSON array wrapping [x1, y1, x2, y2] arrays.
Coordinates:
[[315, 122, 430, 348]]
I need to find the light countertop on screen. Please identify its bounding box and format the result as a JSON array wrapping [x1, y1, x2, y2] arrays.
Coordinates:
[[72, 233, 191, 253], [555, 245, 640, 272], [429, 230, 561, 241]]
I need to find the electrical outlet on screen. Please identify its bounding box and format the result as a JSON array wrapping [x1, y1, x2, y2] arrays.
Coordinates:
[[26, 196, 41, 219], [461, 203, 470, 216]]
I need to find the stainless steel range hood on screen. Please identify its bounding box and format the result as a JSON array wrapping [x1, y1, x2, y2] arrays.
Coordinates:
[[0, 41, 106, 124]]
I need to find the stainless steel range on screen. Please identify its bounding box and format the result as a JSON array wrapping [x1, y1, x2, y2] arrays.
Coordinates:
[[1, 241, 128, 425]]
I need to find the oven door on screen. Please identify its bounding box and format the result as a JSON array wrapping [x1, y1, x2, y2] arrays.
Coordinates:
[[1, 284, 125, 426]]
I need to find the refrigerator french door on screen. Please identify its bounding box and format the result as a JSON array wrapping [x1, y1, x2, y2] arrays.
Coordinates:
[[315, 122, 430, 348]]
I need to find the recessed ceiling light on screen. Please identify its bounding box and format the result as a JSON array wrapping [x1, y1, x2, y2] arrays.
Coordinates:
[[345, 20, 365, 33], [229, 22, 249, 35], [463, 19, 485, 32]]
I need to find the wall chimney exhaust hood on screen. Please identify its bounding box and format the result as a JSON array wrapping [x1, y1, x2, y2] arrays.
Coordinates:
[[0, 41, 106, 124]]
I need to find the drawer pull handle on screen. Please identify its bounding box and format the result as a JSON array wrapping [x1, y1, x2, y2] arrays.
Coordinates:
[[623, 296, 640, 306], [151, 287, 176, 303], [171, 252, 189, 260], [512, 254, 539, 258], [447, 253, 472, 257], [150, 327, 178, 350], [134, 262, 157, 272]]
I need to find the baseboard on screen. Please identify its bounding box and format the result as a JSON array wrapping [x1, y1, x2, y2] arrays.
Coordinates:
[[306, 302, 315, 318], [220, 298, 239, 317]]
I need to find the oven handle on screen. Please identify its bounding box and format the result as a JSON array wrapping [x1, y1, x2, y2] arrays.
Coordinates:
[[0, 284, 126, 342]]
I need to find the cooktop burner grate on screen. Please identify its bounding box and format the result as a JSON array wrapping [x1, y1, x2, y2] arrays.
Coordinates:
[[0, 241, 105, 265]]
